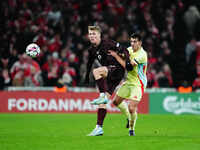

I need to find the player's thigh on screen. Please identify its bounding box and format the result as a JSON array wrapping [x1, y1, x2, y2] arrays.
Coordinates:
[[129, 86, 143, 102], [107, 67, 124, 95], [93, 66, 108, 77], [107, 78, 122, 95], [117, 84, 143, 101], [107, 66, 124, 81]]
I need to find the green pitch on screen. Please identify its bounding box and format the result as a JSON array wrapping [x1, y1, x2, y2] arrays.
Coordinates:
[[0, 114, 200, 150]]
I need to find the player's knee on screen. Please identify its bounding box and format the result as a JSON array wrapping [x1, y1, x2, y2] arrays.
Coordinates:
[[129, 105, 136, 114], [129, 101, 138, 113], [129, 108, 135, 114], [93, 68, 98, 75]]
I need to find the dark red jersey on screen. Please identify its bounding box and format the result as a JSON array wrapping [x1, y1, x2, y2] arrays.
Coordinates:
[[85, 39, 128, 83]]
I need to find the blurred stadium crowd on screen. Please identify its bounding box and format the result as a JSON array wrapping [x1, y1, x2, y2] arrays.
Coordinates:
[[0, 0, 200, 90]]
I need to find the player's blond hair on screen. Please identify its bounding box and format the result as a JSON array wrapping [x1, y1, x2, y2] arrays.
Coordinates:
[[88, 26, 102, 33]]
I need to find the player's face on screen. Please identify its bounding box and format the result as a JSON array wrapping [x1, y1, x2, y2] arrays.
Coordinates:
[[130, 38, 142, 51], [88, 30, 101, 45]]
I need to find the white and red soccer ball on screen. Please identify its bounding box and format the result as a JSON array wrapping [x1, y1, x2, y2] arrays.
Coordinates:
[[26, 43, 40, 58]]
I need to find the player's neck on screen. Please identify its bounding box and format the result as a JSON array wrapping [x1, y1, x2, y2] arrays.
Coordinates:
[[94, 39, 101, 47], [133, 46, 141, 52]]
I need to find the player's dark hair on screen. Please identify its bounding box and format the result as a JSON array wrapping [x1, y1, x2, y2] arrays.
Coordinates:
[[130, 33, 142, 41]]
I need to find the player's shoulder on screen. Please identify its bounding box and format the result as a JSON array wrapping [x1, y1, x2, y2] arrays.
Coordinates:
[[140, 48, 148, 62], [102, 39, 120, 48], [140, 47, 147, 56], [127, 46, 132, 51], [127, 46, 133, 54]]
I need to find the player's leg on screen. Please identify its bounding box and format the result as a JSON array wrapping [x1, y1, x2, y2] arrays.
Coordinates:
[[96, 104, 107, 128], [93, 66, 108, 79], [92, 66, 124, 105], [107, 69, 130, 128], [128, 100, 139, 136], [91, 66, 109, 104], [113, 95, 131, 125], [113, 83, 133, 127], [128, 86, 142, 136], [87, 103, 108, 136], [88, 90, 111, 136]]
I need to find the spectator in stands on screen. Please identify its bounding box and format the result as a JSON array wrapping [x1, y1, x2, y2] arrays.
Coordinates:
[[47, 5, 62, 26], [68, 53, 79, 86], [33, 31, 47, 48], [156, 64, 173, 87], [185, 37, 196, 63], [188, 41, 200, 84], [42, 52, 62, 86], [147, 65, 159, 88], [10, 54, 28, 86], [0, 68, 5, 90], [184, 5, 200, 36], [0, 55, 12, 86], [192, 64, 200, 91], [24, 56, 43, 86], [48, 33, 62, 53], [59, 61, 76, 86]]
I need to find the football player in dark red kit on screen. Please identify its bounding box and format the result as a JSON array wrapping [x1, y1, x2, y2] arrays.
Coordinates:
[[85, 25, 130, 136]]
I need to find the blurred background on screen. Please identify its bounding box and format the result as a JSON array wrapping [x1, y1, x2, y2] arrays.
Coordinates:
[[0, 0, 200, 91]]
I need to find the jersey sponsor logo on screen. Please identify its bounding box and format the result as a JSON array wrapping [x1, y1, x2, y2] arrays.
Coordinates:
[[116, 42, 120, 47]]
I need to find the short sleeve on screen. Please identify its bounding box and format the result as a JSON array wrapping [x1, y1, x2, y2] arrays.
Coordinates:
[[134, 51, 147, 64]]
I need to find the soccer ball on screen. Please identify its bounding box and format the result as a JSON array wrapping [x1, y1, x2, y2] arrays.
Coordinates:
[[26, 43, 40, 58]]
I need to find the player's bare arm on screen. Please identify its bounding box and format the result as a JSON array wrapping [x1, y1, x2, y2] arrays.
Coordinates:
[[109, 50, 137, 70], [108, 50, 126, 68], [130, 59, 137, 66]]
